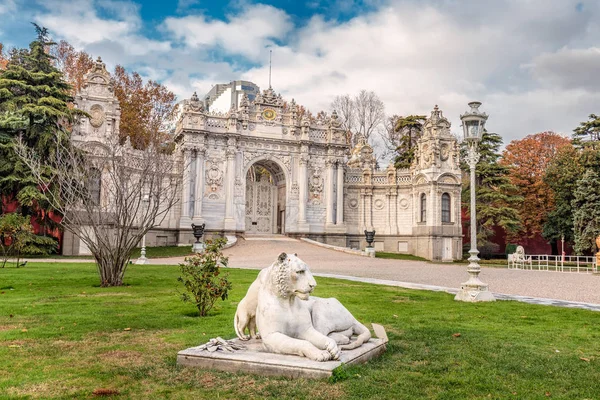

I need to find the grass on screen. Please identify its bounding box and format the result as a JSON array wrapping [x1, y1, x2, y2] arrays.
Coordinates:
[[129, 245, 194, 259], [1, 263, 600, 399], [375, 252, 428, 261]]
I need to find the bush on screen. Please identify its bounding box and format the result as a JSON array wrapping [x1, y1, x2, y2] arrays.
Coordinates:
[[177, 238, 232, 316], [0, 213, 57, 267]]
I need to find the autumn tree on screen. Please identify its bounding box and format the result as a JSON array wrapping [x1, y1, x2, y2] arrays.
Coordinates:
[[501, 132, 571, 248], [392, 115, 426, 169], [45, 41, 178, 149], [112, 65, 177, 149], [461, 131, 521, 248], [51, 40, 94, 94], [0, 43, 8, 70]]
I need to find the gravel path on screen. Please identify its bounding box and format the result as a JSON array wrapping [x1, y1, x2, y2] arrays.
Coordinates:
[[220, 237, 600, 305]]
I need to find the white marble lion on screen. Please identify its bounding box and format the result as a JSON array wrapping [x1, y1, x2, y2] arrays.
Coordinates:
[[233, 252, 371, 361]]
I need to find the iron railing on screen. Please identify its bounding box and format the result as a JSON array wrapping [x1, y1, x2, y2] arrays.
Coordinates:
[[508, 254, 597, 273]]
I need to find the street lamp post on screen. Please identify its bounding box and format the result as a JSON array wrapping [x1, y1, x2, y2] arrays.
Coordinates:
[[455, 101, 495, 302], [135, 193, 150, 265]]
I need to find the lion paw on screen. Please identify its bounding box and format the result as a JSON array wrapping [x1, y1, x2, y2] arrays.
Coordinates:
[[314, 350, 333, 362], [326, 341, 341, 360]]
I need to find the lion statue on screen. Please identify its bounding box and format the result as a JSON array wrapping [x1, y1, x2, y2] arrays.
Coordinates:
[[234, 252, 371, 361]]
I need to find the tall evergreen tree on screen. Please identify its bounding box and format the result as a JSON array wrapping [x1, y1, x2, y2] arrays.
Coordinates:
[[461, 131, 521, 248], [573, 113, 600, 148], [393, 115, 426, 169], [542, 145, 583, 246], [0, 25, 81, 223], [572, 169, 600, 254]]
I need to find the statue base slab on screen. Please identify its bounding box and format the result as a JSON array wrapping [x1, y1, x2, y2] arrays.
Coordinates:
[[177, 335, 387, 379]]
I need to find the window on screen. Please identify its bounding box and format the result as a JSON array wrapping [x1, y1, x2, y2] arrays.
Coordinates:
[[420, 193, 427, 222], [89, 168, 101, 205], [442, 193, 451, 223]]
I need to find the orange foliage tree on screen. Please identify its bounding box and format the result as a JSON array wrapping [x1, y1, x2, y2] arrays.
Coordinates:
[[51, 40, 94, 94], [112, 65, 177, 149], [47, 41, 177, 149], [0, 43, 8, 70], [501, 132, 572, 241]]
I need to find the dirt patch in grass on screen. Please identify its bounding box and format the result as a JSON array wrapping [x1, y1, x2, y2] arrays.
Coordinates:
[[99, 350, 146, 367], [0, 324, 19, 331], [7, 382, 73, 399]]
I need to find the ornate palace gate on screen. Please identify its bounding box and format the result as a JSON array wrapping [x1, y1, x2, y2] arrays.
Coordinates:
[[245, 173, 276, 234]]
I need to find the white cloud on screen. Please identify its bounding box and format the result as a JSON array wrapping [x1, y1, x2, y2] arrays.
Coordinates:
[[34, 0, 170, 57], [5, 0, 597, 148], [528, 47, 600, 91], [0, 0, 17, 15], [163, 3, 292, 61]]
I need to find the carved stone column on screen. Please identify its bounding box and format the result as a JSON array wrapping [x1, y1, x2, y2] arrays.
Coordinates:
[[325, 159, 335, 225], [336, 161, 344, 225], [364, 187, 373, 230], [224, 146, 236, 230], [193, 147, 205, 221], [298, 154, 308, 232], [387, 187, 398, 234], [180, 148, 192, 221]]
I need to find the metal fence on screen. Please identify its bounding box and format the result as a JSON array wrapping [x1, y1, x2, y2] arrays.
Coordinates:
[[508, 254, 597, 273]]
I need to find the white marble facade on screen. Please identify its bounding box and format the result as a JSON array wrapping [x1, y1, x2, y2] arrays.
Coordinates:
[[68, 59, 462, 260]]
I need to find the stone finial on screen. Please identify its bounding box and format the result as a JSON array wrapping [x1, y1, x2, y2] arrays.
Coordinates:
[[191, 91, 199, 102]]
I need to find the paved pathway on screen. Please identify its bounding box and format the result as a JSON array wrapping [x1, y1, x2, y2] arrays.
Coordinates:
[[26, 236, 600, 311], [219, 237, 600, 310]]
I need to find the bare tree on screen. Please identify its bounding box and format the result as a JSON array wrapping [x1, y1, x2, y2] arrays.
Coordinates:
[[16, 134, 180, 287], [331, 94, 355, 134], [330, 90, 385, 146], [354, 90, 385, 144]]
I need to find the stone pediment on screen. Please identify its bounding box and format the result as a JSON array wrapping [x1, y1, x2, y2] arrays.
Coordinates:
[[176, 85, 349, 148]]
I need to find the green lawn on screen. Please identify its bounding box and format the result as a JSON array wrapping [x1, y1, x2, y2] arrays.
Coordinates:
[[375, 252, 428, 261], [129, 245, 194, 259], [1, 263, 599, 399]]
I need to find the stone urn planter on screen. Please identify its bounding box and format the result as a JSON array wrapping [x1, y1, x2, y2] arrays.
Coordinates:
[[192, 223, 206, 253], [364, 230, 376, 258]]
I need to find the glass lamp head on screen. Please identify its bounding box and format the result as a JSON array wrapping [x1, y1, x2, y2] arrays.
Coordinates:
[[460, 101, 488, 143]]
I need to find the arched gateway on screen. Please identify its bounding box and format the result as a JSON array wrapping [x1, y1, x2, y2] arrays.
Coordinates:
[[70, 59, 464, 260], [245, 159, 287, 234]]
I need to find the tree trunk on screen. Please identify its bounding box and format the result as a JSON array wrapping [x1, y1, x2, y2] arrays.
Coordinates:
[[550, 239, 558, 256], [96, 256, 129, 287]]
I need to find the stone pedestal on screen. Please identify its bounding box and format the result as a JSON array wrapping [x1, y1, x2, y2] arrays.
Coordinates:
[[177, 334, 387, 379], [365, 247, 375, 258], [192, 242, 205, 253]]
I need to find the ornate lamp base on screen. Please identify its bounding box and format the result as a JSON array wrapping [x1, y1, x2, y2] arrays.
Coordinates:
[[454, 284, 496, 302], [455, 250, 496, 302]]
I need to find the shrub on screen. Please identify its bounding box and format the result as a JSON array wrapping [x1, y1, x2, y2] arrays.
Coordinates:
[[177, 238, 232, 316], [0, 213, 57, 267]]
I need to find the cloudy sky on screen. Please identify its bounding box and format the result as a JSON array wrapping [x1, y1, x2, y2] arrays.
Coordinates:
[[1, 0, 599, 146]]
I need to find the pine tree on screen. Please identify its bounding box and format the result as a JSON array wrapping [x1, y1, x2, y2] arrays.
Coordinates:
[[0, 25, 81, 229], [572, 169, 600, 254], [573, 113, 600, 148], [461, 131, 521, 248], [542, 145, 583, 245], [393, 115, 426, 169]]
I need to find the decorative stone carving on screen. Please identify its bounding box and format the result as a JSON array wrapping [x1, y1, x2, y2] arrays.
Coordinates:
[[309, 169, 324, 204], [206, 162, 223, 193], [347, 134, 375, 169], [235, 253, 371, 361], [89, 104, 105, 128]]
